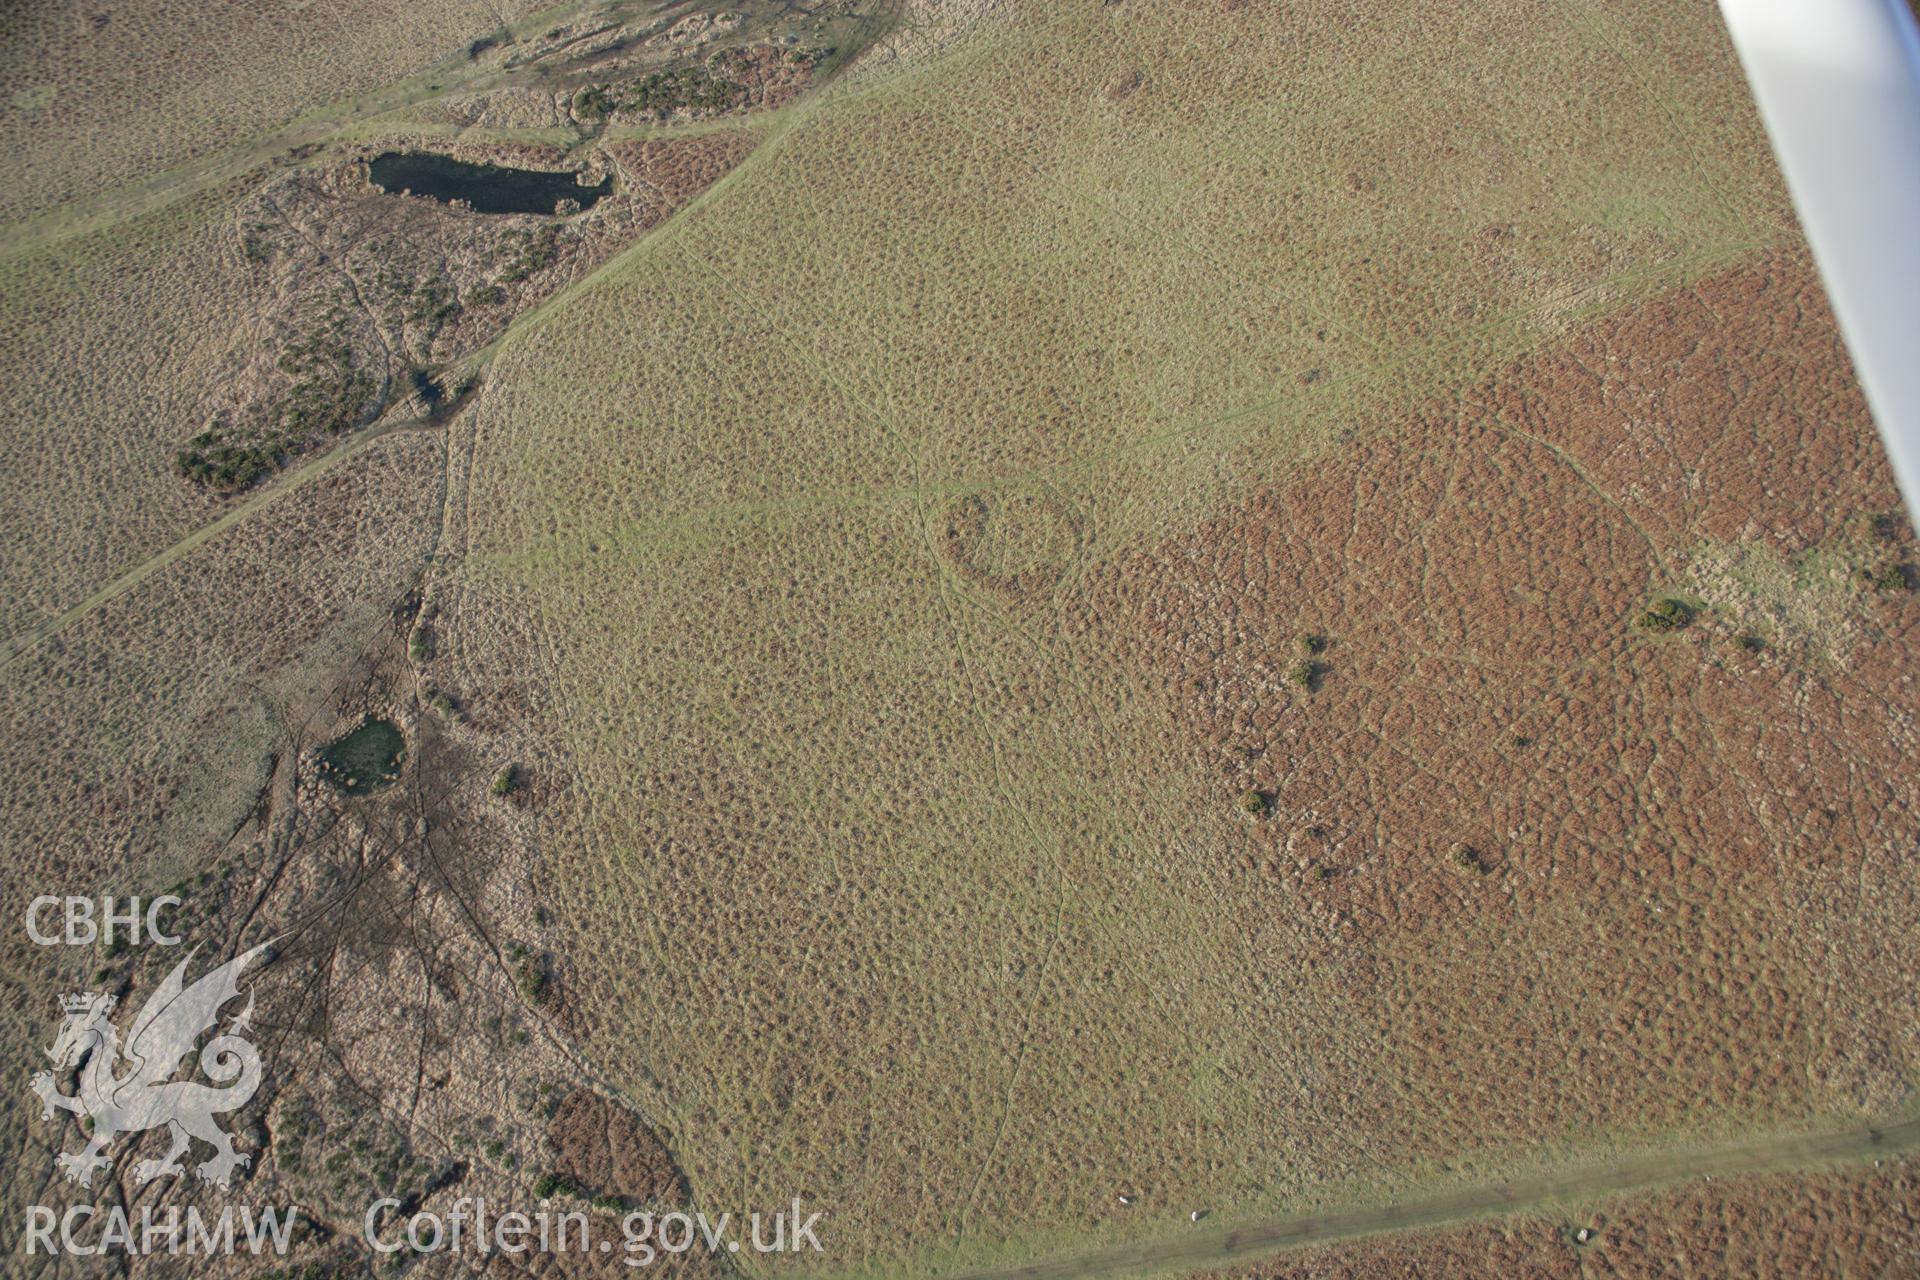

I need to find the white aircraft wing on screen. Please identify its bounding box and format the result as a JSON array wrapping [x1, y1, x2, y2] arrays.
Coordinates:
[[1719, 0, 1920, 525]]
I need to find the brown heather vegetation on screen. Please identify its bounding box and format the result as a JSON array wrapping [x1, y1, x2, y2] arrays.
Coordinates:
[[607, 129, 762, 211], [1081, 249, 1920, 1166], [548, 1088, 688, 1209]]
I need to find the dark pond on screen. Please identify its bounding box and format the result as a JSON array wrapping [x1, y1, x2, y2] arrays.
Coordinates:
[[318, 718, 406, 796], [368, 152, 611, 215]]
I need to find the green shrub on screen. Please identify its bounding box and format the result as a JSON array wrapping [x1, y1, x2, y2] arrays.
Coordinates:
[[505, 942, 551, 1005], [170, 320, 386, 491], [404, 279, 458, 325], [532, 1170, 582, 1200], [491, 765, 518, 797], [620, 63, 743, 118], [1634, 597, 1694, 633], [496, 226, 561, 283], [1861, 511, 1902, 542], [572, 86, 615, 120], [1855, 561, 1909, 592]]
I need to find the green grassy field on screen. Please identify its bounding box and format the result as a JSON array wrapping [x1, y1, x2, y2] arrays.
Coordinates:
[[435, 2, 1817, 1272]]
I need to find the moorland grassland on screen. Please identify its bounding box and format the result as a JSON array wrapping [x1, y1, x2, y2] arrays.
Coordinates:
[[0, 0, 561, 222], [0, 0, 1915, 1276], [438, 1, 1915, 1274]]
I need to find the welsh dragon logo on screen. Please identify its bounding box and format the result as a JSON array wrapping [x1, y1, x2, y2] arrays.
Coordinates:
[[30, 943, 268, 1190]]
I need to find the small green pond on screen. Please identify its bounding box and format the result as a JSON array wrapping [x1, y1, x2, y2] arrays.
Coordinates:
[[318, 718, 405, 795]]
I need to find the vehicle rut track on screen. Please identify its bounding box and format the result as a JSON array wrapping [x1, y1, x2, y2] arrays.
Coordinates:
[[946, 1118, 1920, 1280], [0, 414, 428, 670]]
